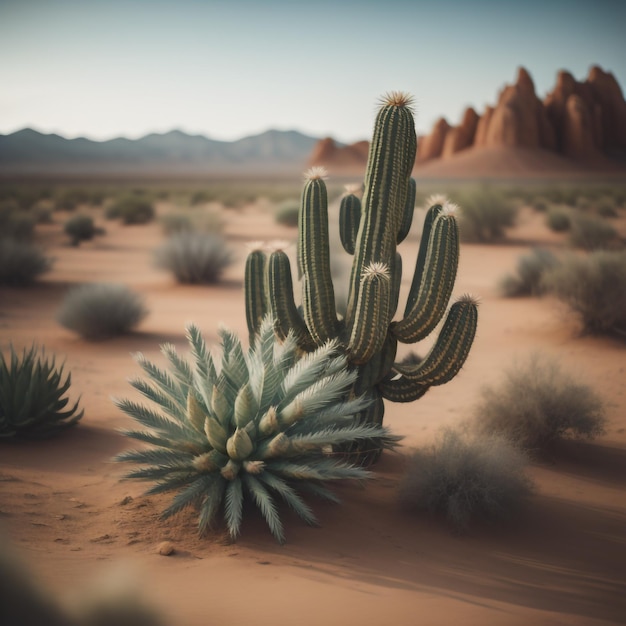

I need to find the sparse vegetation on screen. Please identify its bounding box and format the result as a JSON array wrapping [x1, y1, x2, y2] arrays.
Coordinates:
[[542, 250, 626, 337], [568, 213, 620, 250], [453, 186, 517, 242], [545, 207, 571, 232], [159, 208, 223, 235], [499, 248, 559, 297], [57, 283, 148, 340], [106, 196, 155, 224], [0, 238, 52, 285], [0, 344, 83, 439], [64, 214, 97, 246], [474, 354, 606, 452], [155, 232, 234, 284], [399, 429, 532, 532], [115, 319, 396, 543]]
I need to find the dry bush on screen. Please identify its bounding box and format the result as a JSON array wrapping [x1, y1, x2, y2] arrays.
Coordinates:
[[159, 208, 223, 235], [0, 238, 51, 286], [64, 214, 97, 246], [474, 354, 606, 452], [274, 199, 300, 227], [106, 196, 155, 224], [57, 283, 148, 340], [399, 429, 532, 532], [453, 186, 517, 243], [545, 207, 571, 232], [499, 248, 559, 297], [542, 250, 626, 337], [155, 232, 234, 284], [568, 213, 620, 250]]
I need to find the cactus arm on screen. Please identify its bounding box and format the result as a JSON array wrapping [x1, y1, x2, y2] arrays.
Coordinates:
[[267, 250, 315, 351], [391, 209, 459, 344], [339, 192, 361, 255], [354, 333, 398, 396], [378, 376, 430, 403], [244, 249, 267, 345], [397, 178, 416, 244], [298, 173, 338, 345], [392, 295, 478, 386], [403, 203, 443, 314], [347, 263, 392, 365], [389, 252, 402, 322]]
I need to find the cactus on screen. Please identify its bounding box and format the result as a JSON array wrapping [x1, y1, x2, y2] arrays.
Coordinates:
[[115, 318, 398, 544], [244, 92, 478, 465]]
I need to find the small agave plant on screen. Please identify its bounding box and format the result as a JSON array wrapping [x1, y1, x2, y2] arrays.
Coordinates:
[[0, 344, 83, 439], [115, 318, 398, 543]]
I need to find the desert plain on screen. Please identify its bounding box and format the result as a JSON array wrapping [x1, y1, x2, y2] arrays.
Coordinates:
[[1, 172, 625, 626]]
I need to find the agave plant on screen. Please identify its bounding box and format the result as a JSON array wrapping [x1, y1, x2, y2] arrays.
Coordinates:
[[115, 318, 398, 543], [0, 344, 83, 439]]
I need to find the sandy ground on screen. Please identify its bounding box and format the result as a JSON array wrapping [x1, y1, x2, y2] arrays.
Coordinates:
[[1, 196, 625, 626]]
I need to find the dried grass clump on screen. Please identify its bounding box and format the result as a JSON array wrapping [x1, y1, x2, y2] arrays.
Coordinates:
[[474, 354, 606, 452], [499, 248, 559, 297], [0, 238, 51, 286], [106, 196, 155, 224], [399, 429, 532, 532], [57, 283, 148, 340], [542, 250, 626, 337], [155, 232, 234, 284]]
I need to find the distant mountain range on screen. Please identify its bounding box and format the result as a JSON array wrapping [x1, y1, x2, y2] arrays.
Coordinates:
[[0, 128, 323, 177]]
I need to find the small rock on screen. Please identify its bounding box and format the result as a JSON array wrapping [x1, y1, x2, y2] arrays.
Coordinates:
[[120, 496, 134, 506], [157, 541, 175, 556]]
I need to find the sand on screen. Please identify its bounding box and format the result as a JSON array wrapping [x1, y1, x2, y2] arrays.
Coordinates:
[[1, 196, 625, 626]]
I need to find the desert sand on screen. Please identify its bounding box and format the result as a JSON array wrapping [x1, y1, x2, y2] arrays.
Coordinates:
[[1, 193, 625, 626]]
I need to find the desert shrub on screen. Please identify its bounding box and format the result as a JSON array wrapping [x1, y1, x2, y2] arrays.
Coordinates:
[[498, 248, 559, 297], [530, 197, 549, 212], [105, 196, 155, 224], [545, 207, 571, 232], [57, 283, 148, 340], [159, 208, 222, 236], [115, 319, 397, 543], [0, 344, 83, 439], [155, 232, 234, 284], [189, 189, 215, 205], [542, 250, 626, 337], [575, 196, 591, 211], [454, 187, 517, 242], [474, 354, 606, 451], [568, 213, 620, 250], [595, 196, 618, 218], [274, 199, 300, 227], [0, 238, 51, 285], [398, 429, 532, 532], [64, 214, 97, 246]]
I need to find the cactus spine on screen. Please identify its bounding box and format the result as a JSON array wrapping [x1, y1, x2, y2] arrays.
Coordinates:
[[244, 92, 478, 465]]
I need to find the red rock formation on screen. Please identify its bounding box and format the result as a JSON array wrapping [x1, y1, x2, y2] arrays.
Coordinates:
[[563, 94, 596, 158], [416, 117, 450, 162], [441, 107, 479, 158], [474, 106, 494, 147], [307, 137, 368, 171]]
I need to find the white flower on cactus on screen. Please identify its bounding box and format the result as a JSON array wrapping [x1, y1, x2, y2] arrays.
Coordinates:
[[441, 202, 460, 218], [425, 194, 449, 208], [343, 183, 362, 197], [245, 240, 266, 252], [379, 91, 415, 110], [361, 262, 391, 282], [304, 166, 328, 181]]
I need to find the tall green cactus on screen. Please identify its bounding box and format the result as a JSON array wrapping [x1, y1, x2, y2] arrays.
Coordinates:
[[244, 92, 478, 465]]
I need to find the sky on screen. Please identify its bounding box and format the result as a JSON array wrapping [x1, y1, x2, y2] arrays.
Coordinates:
[[1, 0, 624, 144]]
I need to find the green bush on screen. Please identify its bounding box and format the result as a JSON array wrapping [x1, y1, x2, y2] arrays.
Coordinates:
[[155, 232, 234, 284], [542, 250, 626, 337], [454, 187, 517, 242], [530, 197, 549, 212], [545, 207, 571, 232], [274, 199, 300, 227], [595, 196, 618, 218], [0, 344, 83, 439], [0, 238, 51, 286], [64, 214, 97, 246], [399, 429, 532, 532], [499, 248, 559, 297], [106, 196, 155, 224], [115, 319, 397, 543], [568, 213, 620, 250], [474, 354, 606, 452], [57, 283, 148, 340]]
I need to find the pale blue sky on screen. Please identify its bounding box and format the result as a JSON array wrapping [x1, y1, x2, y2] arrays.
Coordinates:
[[1, 0, 624, 142]]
